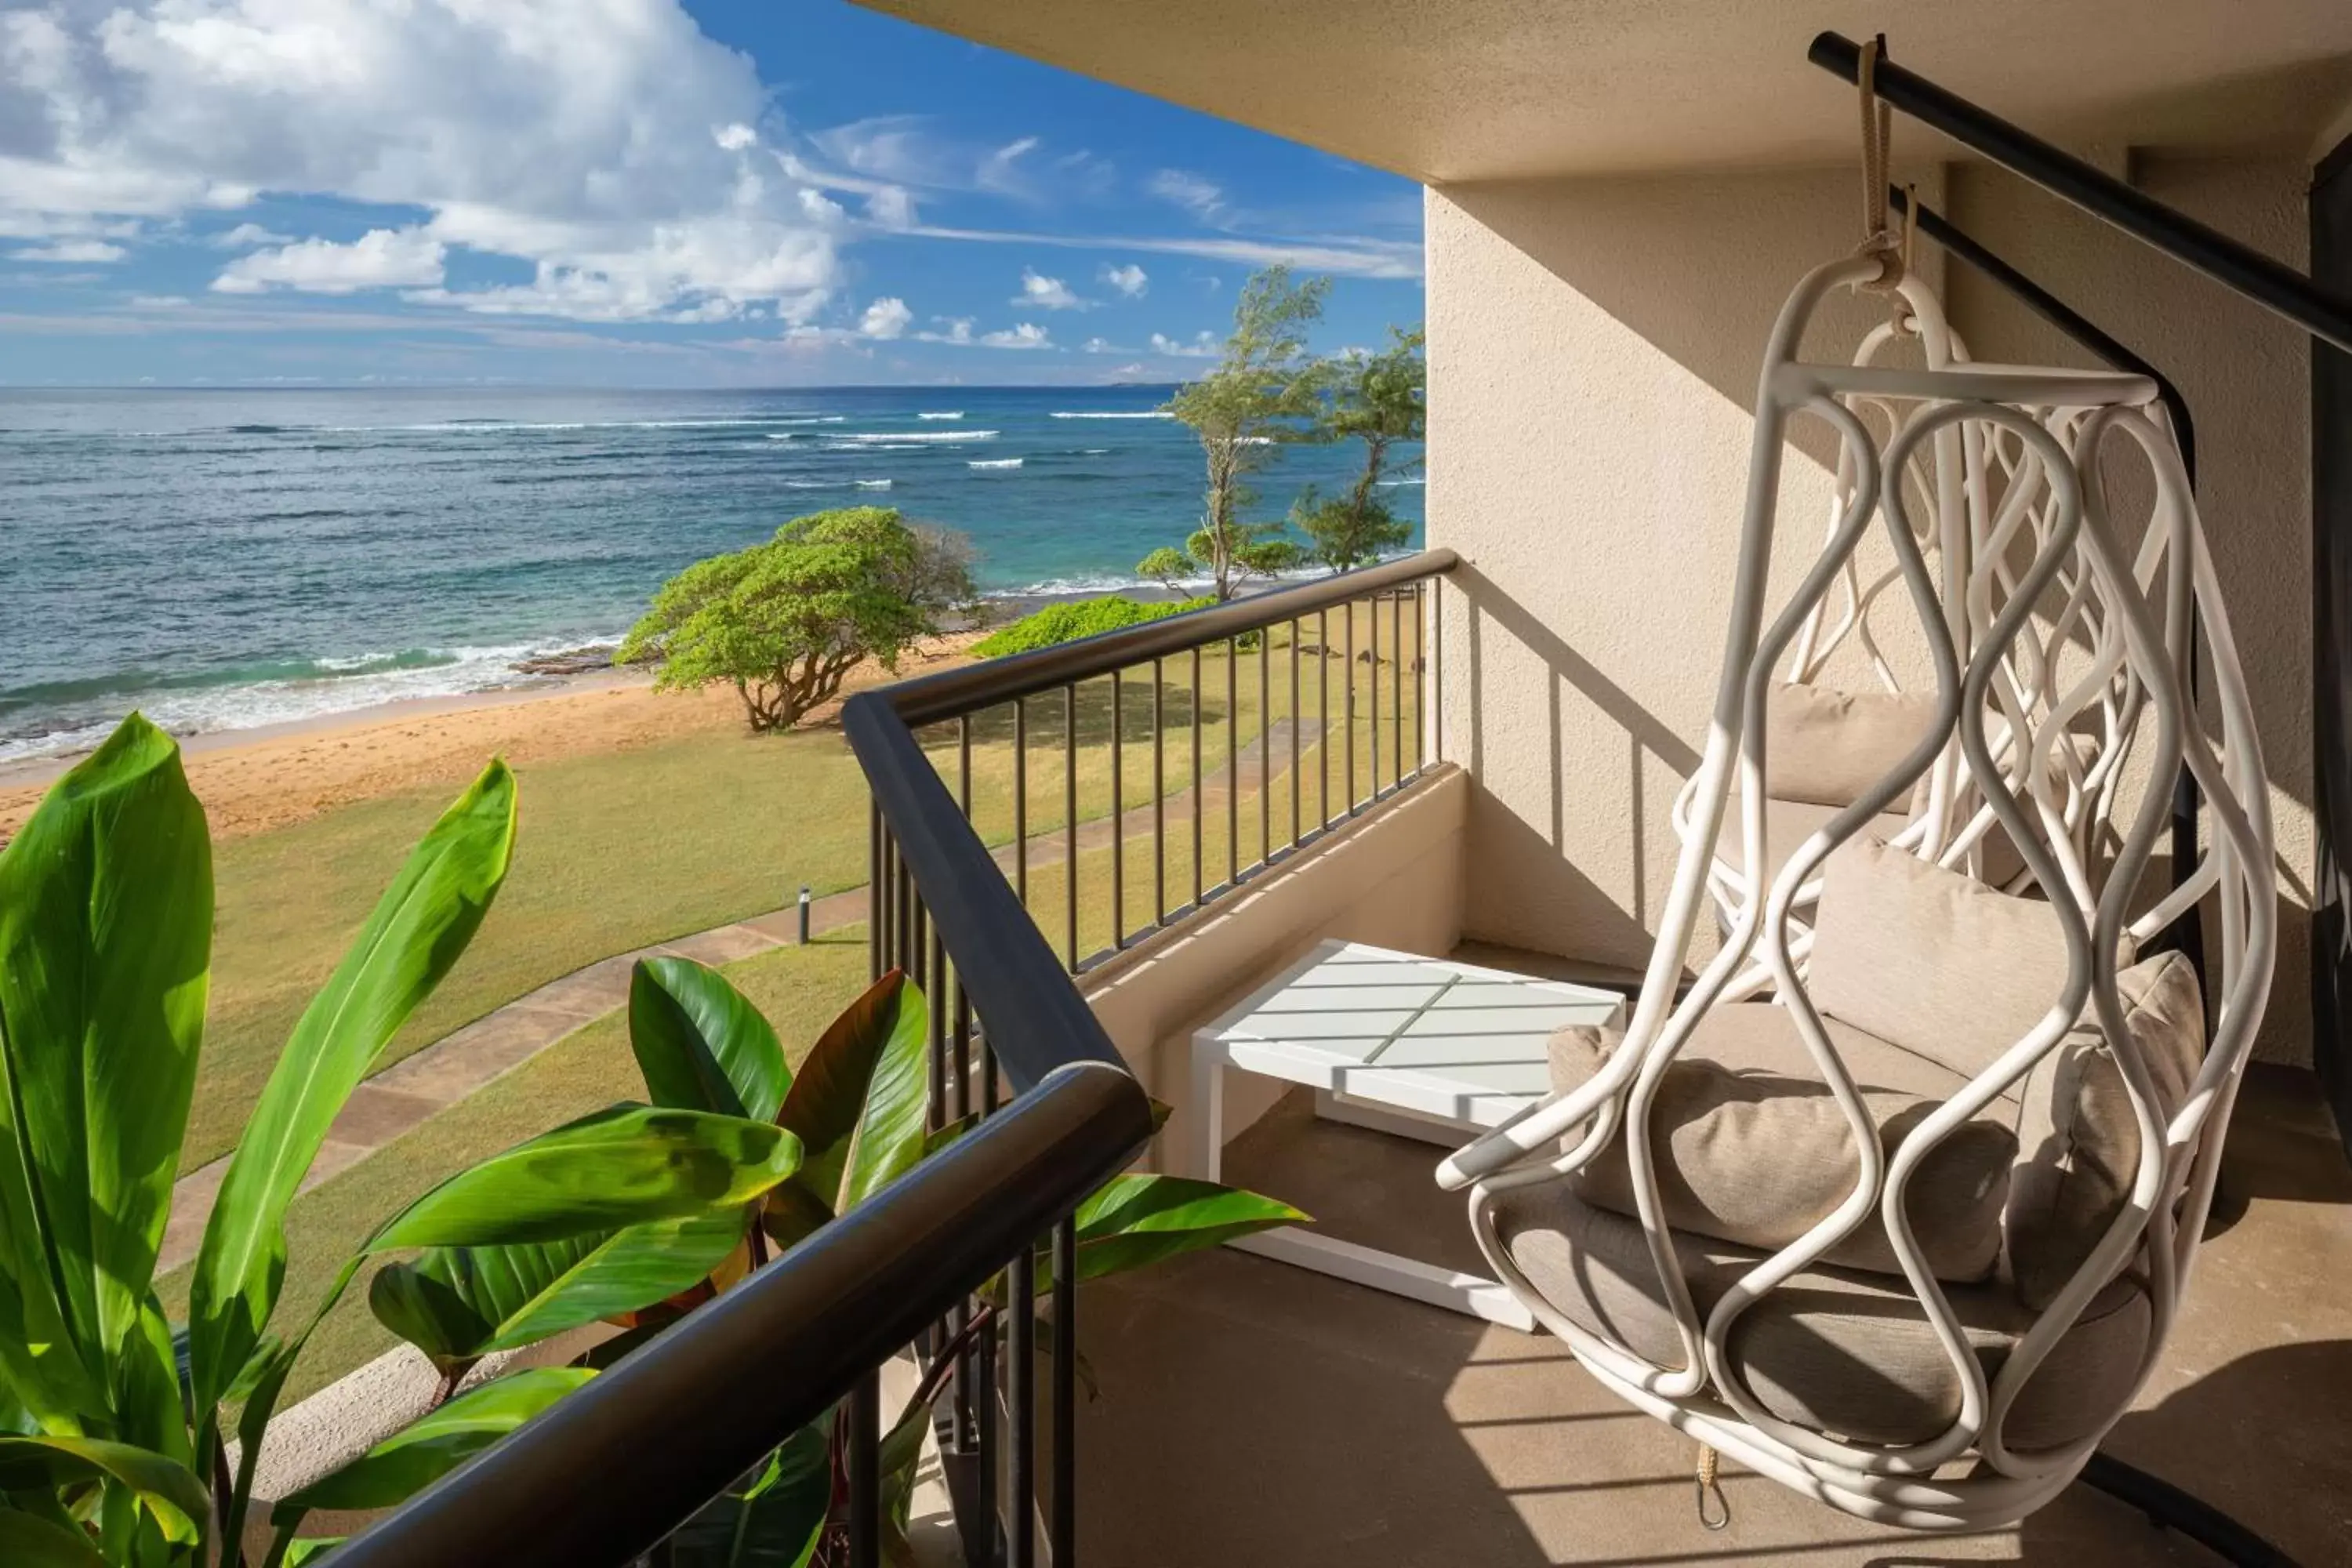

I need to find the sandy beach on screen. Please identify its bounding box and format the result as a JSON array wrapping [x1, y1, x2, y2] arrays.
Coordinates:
[[0, 632, 985, 844]]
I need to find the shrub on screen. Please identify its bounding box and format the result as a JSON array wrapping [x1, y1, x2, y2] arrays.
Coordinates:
[[974, 593, 1216, 657], [618, 507, 976, 731]]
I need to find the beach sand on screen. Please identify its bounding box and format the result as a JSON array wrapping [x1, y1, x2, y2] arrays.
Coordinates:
[[0, 633, 985, 844]]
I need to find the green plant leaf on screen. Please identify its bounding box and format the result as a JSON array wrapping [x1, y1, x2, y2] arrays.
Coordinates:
[[366, 1105, 801, 1250], [629, 957, 789, 1123], [370, 1210, 748, 1370], [188, 759, 517, 1417], [774, 971, 927, 1214], [664, 1416, 830, 1568], [1062, 1176, 1306, 1283], [0, 1435, 209, 1547], [0, 1510, 105, 1568], [272, 1367, 590, 1521], [0, 714, 211, 1404], [283, 1536, 344, 1566]]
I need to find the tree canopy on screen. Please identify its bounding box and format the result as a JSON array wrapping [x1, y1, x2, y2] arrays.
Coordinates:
[[1149, 265, 1331, 600], [618, 506, 975, 731], [1294, 325, 1425, 572]]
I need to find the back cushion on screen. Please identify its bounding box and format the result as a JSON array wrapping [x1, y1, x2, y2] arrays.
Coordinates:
[[1765, 682, 1939, 808], [2006, 950, 2205, 1308], [1809, 836, 2070, 1078]]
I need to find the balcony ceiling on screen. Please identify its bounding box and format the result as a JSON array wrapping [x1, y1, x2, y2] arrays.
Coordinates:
[[853, 1, 2352, 182]]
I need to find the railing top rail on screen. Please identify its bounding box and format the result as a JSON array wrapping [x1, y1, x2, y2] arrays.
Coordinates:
[[887, 548, 1457, 727], [334, 1062, 1152, 1568]]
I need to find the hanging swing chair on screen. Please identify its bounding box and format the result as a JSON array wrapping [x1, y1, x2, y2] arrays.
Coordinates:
[[1436, 122, 2277, 1529]]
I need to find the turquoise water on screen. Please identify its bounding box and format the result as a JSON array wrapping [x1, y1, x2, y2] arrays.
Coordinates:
[[1, 385, 1422, 761]]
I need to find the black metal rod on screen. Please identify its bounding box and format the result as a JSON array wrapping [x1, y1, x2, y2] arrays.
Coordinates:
[[868, 801, 883, 979], [332, 1065, 1152, 1568], [1152, 657, 1166, 924], [1111, 670, 1125, 948], [1050, 1216, 1077, 1566], [1258, 626, 1272, 868], [1190, 644, 1203, 907], [1226, 637, 1239, 887], [1432, 579, 1442, 772], [1014, 698, 1029, 909], [1009, 1241, 1036, 1568], [1392, 590, 1403, 791], [1808, 31, 2352, 355], [1345, 603, 1356, 811], [845, 698, 1131, 1091], [1368, 595, 1381, 800], [884, 552, 1457, 725], [849, 1374, 880, 1568], [2077, 1454, 2298, 1567], [1414, 583, 1428, 773], [1289, 618, 1302, 849], [1064, 684, 1078, 971], [1319, 608, 1331, 827]]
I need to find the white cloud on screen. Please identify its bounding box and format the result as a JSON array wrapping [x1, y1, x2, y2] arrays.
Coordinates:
[[919, 316, 975, 345], [978, 136, 1040, 197], [1150, 330, 1219, 358], [902, 222, 1421, 281], [210, 222, 294, 249], [214, 227, 446, 294], [1100, 263, 1147, 298], [858, 296, 913, 339], [129, 293, 188, 307], [1081, 336, 1115, 354], [12, 239, 125, 263], [981, 322, 1051, 350], [1014, 267, 1086, 310], [864, 187, 917, 230], [1149, 169, 1225, 222], [2, 0, 848, 322]]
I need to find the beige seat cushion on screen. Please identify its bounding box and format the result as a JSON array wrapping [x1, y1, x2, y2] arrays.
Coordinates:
[[1490, 1181, 2151, 1450], [1766, 682, 1937, 808], [2007, 949, 2204, 1308], [1550, 1004, 2016, 1281], [1809, 835, 2071, 1075]]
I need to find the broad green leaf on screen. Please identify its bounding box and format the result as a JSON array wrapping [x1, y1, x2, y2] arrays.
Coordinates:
[[0, 1510, 105, 1568], [365, 1105, 801, 1250], [189, 759, 517, 1417], [774, 971, 927, 1214], [630, 958, 789, 1122], [0, 715, 211, 1398], [665, 1416, 830, 1568], [0, 1435, 209, 1547], [369, 1210, 748, 1370], [1063, 1176, 1307, 1283], [284, 1536, 344, 1566], [274, 1367, 590, 1520]]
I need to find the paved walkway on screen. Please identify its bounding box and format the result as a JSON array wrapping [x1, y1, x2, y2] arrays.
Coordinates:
[[156, 717, 1327, 1274]]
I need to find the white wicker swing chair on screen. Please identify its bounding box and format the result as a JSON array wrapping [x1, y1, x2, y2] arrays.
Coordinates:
[[1439, 251, 2277, 1533]]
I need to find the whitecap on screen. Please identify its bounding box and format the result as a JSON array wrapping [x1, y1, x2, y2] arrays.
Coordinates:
[[967, 458, 1023, 470], [917, 411, 965, 420], [828, 430, 998, 443], [855, 478, 894, 490], [1048, 411, 1174, 419]]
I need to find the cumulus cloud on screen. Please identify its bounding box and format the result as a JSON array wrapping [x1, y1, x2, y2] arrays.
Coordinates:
[[981, 322, 1050, 349], [858, 296, 913, 339], [1150, 330, 1219, 358], [864, 186, 917, 230], [1100, 263, 1147, 297], [919, 316, 975, 345], [209, 222, 294, 249], [13, 238, 125, 262], [1014, 267, 1084, 310], [214, 227, 446, 294], [1081, 336, 1114, 354], [2, 0, 848, 321]]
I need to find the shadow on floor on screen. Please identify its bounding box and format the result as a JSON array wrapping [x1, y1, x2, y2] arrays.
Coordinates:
[[1072, 1073, 2352, 1567]]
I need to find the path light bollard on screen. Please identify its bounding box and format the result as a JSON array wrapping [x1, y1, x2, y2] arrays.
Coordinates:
[[798, 884, 811, 945]]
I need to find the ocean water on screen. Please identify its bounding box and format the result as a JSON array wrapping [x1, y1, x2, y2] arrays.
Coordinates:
[[1, 385, 1424, 763]]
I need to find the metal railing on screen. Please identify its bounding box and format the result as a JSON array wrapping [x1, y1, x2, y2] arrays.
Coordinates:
[[337, 552, 1455, 1568]]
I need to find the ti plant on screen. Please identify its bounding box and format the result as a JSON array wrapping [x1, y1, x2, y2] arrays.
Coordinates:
[[367, 955, 1308, 1567], [0, 716, 809, 1566]]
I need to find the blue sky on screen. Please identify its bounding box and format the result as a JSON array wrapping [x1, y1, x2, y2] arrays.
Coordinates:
[[0, 0, 1425, 387]]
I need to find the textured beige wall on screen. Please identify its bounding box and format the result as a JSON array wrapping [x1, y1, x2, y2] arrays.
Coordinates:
[[1427, 158, 2314, 1064], [1945, 155, 2314, 1064], [1082, 766, 1468, 1170]]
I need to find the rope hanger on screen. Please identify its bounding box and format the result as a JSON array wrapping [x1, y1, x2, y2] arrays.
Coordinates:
[[1853, 35, 1916, 332]]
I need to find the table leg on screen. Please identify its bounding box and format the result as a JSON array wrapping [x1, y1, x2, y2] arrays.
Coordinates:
[[1189, 1044, 1225, 1182]]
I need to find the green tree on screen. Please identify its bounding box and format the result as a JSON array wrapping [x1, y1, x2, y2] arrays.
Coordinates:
[[1149, 265, 1330, 601], [1293, 325, 1425, 572], [619, 507, 975, 732]]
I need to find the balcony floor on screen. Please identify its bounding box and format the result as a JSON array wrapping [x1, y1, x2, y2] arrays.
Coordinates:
[[1073, 957, 2352, 1566]]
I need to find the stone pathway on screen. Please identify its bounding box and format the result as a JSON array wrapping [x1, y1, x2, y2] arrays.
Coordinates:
[[156, 716, 1327, 1273]]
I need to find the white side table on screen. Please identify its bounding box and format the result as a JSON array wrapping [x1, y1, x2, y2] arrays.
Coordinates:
[[1189, 939, 1624, 1330]]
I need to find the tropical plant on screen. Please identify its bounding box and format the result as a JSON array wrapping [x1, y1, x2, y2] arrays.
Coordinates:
[[0, 715, 808, 1566], [1292, 325, 1425, 572], [1149, 266, 1331, 601], [973, 594, 1215, 657], [618, 507, 978, 733], [370, 955, 1305, 1566]]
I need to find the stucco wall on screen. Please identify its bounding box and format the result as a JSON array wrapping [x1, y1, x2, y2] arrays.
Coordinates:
[[1426, 158, 2314, 1065], [1082, 765, 1468, 1169]]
